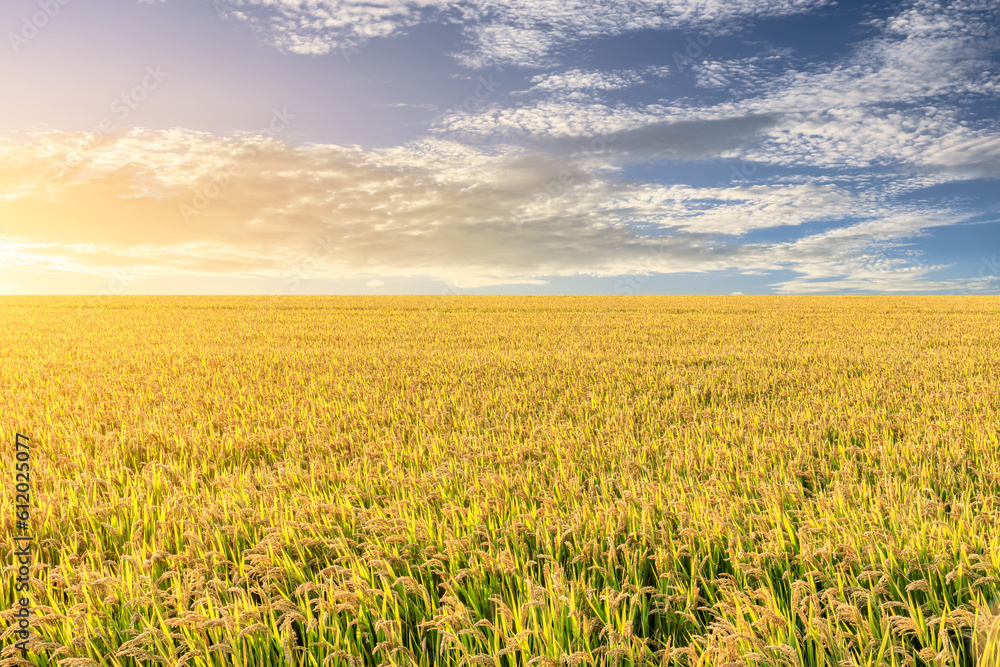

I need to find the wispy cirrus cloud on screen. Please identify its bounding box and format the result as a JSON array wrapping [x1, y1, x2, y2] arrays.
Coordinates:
[[425, 0, 1000, 216], [209, 0, 833, 67]]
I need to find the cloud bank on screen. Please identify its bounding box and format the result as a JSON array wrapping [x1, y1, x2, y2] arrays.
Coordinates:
[[0, 126, 988, 291]]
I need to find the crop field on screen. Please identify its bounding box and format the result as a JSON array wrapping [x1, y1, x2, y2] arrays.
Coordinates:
[[2, 295, 1000, 667]]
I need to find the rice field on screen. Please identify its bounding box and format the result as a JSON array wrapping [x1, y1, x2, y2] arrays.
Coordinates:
[[2, 295, 1000, 667]]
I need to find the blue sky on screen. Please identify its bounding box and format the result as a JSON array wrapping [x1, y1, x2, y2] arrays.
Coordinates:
[[1, 0, 998, 294]]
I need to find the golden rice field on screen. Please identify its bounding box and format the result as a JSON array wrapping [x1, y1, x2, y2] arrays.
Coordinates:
[[3, 295, 1000, 667]]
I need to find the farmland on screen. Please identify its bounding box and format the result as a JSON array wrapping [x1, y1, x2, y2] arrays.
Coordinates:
[[2, 295, 1000, 666]]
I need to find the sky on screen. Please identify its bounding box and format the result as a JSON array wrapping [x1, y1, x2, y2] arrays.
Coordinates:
[[0, 0, 999, 295]]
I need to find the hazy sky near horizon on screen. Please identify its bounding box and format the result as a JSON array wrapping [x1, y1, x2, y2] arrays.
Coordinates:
[[1, 0, 999, 295]]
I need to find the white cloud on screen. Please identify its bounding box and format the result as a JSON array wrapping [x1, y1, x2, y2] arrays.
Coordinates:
[[762, 212, 1000, 293], [519, 69, 647, 94], [209, 0, 832, 67], [632, 182, 855, 235], [0, 128, 987, 292], [418, 0, 1000, 208], [8, 0, 1000, 294], [674, 0, 1000, 174], [923, 132, 1000, 178]]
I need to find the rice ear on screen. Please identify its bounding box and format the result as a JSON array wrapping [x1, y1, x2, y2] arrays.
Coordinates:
[[972, 603, 1000, 667]]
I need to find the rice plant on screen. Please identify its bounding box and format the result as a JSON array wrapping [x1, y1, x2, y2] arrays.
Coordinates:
[[1, 295, 999, 666]]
